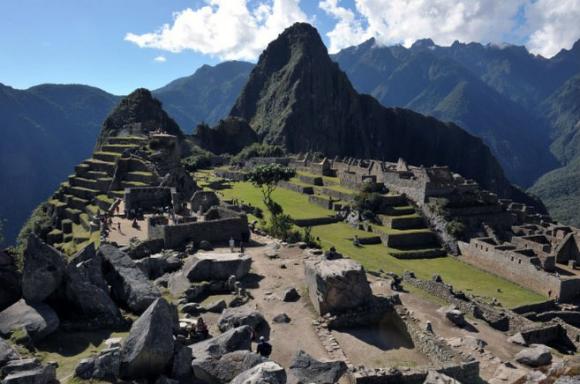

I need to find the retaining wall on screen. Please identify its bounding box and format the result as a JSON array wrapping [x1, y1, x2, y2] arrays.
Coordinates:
[[162, 215, 249, 249]]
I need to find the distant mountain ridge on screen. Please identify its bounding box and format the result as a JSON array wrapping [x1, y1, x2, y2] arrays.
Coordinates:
[[229, 23, 518, 199]]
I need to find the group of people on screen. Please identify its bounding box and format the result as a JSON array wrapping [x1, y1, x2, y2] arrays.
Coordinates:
[[229, 236, 245, 254]]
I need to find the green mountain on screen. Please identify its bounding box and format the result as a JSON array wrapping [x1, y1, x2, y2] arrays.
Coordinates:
[[230, 23, 520, 199], [153, 61, 254, 132], [0, 83, 118, 245]]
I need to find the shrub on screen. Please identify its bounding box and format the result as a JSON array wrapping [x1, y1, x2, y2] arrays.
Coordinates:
[[446, 220, 466, 237], [233, 143, 285, 162], [181, 146, 214, 172]]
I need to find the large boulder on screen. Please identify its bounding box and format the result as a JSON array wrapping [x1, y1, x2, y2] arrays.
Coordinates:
[[184, 253, 252, 282], [190, 191, 220, 214], [1, 358, 57, 384], [120, 298, 178, 379], [515, 345, 552, 367], [190, 325, 254, 382], [0, 338, 19, 367], [444, 307, 467, 328], [0, 300, 59, 342], [304, 258, 372, 315], [217, 308, 269, 336], [74, 347, 121, 381], [135, 252, 183, 280], [192, 350, 267, 384], [190, 325, 253, 360], [170, 343, 193, 383], [22, 234, 66, 303], [231, 361, 287, 384], [98, 244, 161, 313], [64, 244, 123, 327], [289, 350, 347, 384]]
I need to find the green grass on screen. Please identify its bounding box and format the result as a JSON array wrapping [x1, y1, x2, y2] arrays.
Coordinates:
[[35, 330, 129, 382], [311, 223, 545, 308], [216, 178, 546, 308], [220, 182, 334, 220]]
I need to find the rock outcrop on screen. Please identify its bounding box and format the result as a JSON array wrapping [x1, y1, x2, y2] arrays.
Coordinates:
[[0, 300, 59, 342], [304, 257, 372, 315], [64, 244, 123, 327], [217, 308, 268, 335], [229, 22, 515, 197], [193, 117, 258, 155], [289, 350, 347, 384], [192, 350, 267, 384], [515, 345, 553, 367], [231, 361, 287, 384], [99, 244, 161, 313], [97, 88, 183, 147], [190, 325, 253, 382], [0, 338, 19, 367], [1, 358, 57, 384], [184, 253, 252, 282], [22, 234, 66, 303], [120, 298, 178, 379]]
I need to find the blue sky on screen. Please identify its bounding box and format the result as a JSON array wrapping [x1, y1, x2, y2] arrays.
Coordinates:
[[1, 0, 579, 95]]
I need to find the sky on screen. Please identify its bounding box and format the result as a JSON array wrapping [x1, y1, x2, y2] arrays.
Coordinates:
[[1, 0, 579, 95]]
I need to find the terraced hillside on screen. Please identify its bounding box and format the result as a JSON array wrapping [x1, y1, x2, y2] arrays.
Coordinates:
[[46, 136, 158, 254], [203, 168, 544, 308]]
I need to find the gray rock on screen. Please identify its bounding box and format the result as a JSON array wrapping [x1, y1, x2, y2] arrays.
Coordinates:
[[0, 300, 59, 342], [184, 253, 252, 282], [272, 313, 291, 324], [22, 234, 66, 303], [64, 244, 123, 327], [2, 359, 56, 384], [120, 298, 177, 379], [136, 252, 183, 280], [181, 303, 201, 316], [74, 358, 95, 380], [231, 361, 287, 384], [282, 288, 300, 302], [99, 244, 161, 313], [204, 300, 227, 314], [171, 343, 193, 383], [423, 370, 462, 383], [289, 350, 347, 384], [218, 308, 268, 335], [192, 350, 266, 384], [92, 347, 121, 381], [0, 338, 19, 367], [155, 375, 179, 384], [303, 258, 372, 315], [191, 191, 220, 214], [190, 325, 253, 360], [445, 308, 467, 327], [515, 345, 552, 367]]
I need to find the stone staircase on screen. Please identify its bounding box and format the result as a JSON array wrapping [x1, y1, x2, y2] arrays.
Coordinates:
[[46, 136, 155, 253]]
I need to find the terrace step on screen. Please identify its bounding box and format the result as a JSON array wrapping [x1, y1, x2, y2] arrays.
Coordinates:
[[86, 159, 116, 174], [93, 151, 121, 163], [107, 136, 147, 146], [74, 163, 90, 176], [67, 185, 99, 200], [125, 171, 157, 184], [64, 207, 82, 224], [109, 190, 125, 199], [69, 176, 97, 190], [66, 196, 89, 211], [101, 143, 139, 154], [120, 180, 147, 189], [390, 248, 446, 259], [95, 194, 114, 211], [87, 170, 109, 179]]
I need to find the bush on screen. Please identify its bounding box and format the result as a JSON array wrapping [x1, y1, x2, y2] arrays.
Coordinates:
[[266, 214, 294, 240], [181, 146, 214, 172], [354, 191, 383, 214], [446, 220, 465, 237], [233, 143, 285, 162]]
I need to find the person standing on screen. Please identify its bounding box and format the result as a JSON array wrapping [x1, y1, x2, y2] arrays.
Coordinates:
[[229, 236, 235, 252], [256, 336, 272, 357]]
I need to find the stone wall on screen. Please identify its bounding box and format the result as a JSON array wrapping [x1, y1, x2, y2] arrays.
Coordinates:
[[278, 181, 314, 195], [321, 188, 354, 202], [292, 216, 341, 227], [308, 195, 336, 209], [458, 240, 580, 301], [298, 174, 323, 186], [380, 232, 439, 249], [162, 214, 249, 249], [124, 186, 178, 216]]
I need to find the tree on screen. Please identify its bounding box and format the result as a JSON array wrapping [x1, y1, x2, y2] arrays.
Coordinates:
[[246, 164, 295, 215]]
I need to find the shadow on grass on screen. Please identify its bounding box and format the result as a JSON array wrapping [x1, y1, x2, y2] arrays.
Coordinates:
[[35, 329, 115, 357]]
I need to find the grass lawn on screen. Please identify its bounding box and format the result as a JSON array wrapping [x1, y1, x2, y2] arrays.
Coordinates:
[[214, 178, 545, 308], [219, 181, 334, 220], [35, 330, 129, 381], [311, 223, 546, 308]]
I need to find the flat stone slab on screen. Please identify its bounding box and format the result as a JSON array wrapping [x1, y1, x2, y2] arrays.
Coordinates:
[[184, 253, 251, 282]]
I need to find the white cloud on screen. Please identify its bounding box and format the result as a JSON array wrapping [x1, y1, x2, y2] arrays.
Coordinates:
[[125, 0, 309, 61], [321, 0, 527, 52], [524, 0, 580, 57], [153, 55, 167, 63]]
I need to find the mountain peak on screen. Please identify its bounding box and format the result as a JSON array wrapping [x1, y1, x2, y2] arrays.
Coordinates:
[[97, 88, 182, 146], [411, 38, 435, 49]]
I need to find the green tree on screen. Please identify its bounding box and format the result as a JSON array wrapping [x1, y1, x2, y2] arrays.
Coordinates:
[[246, 164, 295, 215]]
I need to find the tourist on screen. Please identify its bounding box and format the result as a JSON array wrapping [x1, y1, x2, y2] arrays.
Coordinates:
[[240, 240, 245, 254], [229, 236, 235, 252], [195, 317, 209, 340], [353, 235, 361, 247], [227, 275, 237, 294], [256, 336, 272, 357], [117, 222, 121, 231]]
